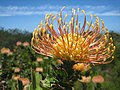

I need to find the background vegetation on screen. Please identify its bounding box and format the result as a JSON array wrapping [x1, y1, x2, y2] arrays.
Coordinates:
[[0, 27, 120, 90]]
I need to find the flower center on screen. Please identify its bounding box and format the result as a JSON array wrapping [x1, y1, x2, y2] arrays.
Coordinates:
[[52, 33, 89, 61]]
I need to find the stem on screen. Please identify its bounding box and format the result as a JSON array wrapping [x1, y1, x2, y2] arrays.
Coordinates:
[[82, 83, 87, 90], [94, 83, 102, 90]]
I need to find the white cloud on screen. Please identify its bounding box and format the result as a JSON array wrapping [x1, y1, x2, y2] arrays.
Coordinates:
[[0, 5, 62, 16], [96, 10, 120, 16], [0, 5, 120, 16]]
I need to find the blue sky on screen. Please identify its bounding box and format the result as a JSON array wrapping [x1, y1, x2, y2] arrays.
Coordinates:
[[0, 0, 120, 32]]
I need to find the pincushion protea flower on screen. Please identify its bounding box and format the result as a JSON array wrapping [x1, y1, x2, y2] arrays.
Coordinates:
[[79, 76, 91, 83], [73, 63, 90, 71], [31, 7, 115, 64], [92, 75, 104, 83]]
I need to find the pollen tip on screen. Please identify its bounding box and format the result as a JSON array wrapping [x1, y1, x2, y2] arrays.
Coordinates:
[[72, 17, 74, 21], [77, 8, 80, 12], [96, 48, 99, 52], [46, 14, 48, 17], [46, 22, 49, 25], [113, 46, 116, 49], [59, 18, 62, 21], [38, 25, 40, 28], [34, 28, 37, 31], [65, 14, 68, 17], [110, 37, 113, 41], [76, 25, 78, 30], [50, 24, 53, 29], [94, 14, 97, 17], [90, 14, 92, 17], [112, 56, 114, 59], [63, 25, 66, 29], [81, 10, 86, 14]]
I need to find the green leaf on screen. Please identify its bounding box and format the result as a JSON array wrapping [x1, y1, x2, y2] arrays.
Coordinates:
[[18, 80, 24, 90], [11, 81, 17, 90], [35, 72, 42, 84], [40, 75, 57, 89]]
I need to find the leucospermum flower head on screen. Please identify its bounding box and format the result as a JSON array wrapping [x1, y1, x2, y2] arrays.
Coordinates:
[[31, 7, 115, 64], [92, 75, 104, 83], [73, 63, 90, 71]]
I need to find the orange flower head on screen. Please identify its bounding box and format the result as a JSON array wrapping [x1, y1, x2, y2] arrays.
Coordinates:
[[92, 75, 104, 83], [31, 7, 115, 64], [1, 47, 10, 54], [35, 67, 43, 72], [16, 41, 22, 46], [12, 75, 20, 80], [36, 57, 43, 62], [73, 63, 90, 71], [57, 59, 64, 65], [23, 42, 29, 47], [14, 67, 20, 73], [19, 78, 30, 86], [79, 76, 91, 83]]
